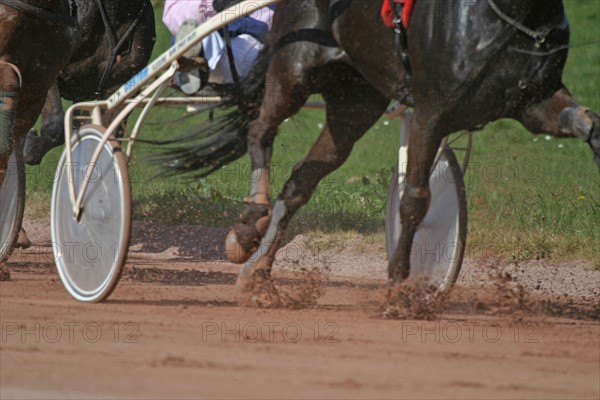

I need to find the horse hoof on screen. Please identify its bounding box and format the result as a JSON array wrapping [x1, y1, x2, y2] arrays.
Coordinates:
[[16, 229, 32, 249], [0, 264, 10, 281], [225, 229, 252, 264]]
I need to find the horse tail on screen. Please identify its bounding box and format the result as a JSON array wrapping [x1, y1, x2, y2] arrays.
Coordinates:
[[148, 47, 270, 178]]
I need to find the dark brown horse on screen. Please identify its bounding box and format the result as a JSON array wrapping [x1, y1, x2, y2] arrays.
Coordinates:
[[160, 0, 600, 289]]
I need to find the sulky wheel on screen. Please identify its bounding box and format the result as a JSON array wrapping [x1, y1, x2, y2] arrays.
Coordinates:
[[51, 125, 131, 302], [385, 149, 468, 292], [385, 112, 468, 292], [0, 149, 26, 262]]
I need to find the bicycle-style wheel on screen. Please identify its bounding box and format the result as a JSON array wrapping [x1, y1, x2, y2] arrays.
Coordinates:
[[0, 150, 25, 261], [385, 147, 468, 292], [51, 125, 131, 302]]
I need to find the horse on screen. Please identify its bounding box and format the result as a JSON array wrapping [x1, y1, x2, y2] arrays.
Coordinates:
[[0, 0, 74, 178], [0, 0, 155, 260], [20, 0, 156, 165], [155, 0, 600, 293]]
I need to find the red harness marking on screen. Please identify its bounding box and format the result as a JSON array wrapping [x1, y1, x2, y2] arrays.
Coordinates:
[[381, 0, 415, 29]]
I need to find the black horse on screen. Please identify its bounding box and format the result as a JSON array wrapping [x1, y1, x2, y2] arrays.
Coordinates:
[[160, 0, 600, 291], [0, 0, 154, 257], [20, 0, 156, 165]]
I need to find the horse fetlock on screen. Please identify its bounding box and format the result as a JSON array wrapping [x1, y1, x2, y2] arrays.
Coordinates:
[[41, 116, 66, 147], [400, 186, 431, 226], [241, 203, 273, 239], [389, 261, 410, 282], [23, 129, 46, 166], [238, 203, 271, 225]]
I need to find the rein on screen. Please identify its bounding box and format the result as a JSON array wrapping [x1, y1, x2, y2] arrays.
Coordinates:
[[95, 0, 148, 96], [487, 0, 550, 47], [0, 0, 76, 25]]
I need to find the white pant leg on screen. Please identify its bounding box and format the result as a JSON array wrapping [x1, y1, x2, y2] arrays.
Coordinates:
[[209, 34, 264, 84]]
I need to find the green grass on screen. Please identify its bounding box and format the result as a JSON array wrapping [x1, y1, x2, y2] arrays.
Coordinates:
[[25, 1, 599, 267]]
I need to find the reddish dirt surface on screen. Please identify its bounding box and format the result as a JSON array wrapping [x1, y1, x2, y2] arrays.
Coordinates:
[[1, 220, 599, 399]]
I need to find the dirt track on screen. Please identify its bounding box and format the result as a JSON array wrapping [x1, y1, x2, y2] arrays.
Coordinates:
[[1, 220, 599, 399]]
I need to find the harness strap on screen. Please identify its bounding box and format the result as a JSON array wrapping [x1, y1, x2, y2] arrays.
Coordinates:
[[96, 0, 148, 96], [222, 28, 241, 86], [487, 0, 548, 46], [388, 0, 412, 86], [0, 0, 75, 25]]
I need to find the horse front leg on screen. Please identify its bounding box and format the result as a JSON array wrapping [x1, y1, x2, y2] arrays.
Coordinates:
[[224, 117, 277, 265], [388, 117, 443, 282], [519, 85, 600, 168], [225, 62, 310, 265]]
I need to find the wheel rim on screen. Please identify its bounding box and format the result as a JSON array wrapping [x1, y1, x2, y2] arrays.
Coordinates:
[[51, 126, 130, 302]]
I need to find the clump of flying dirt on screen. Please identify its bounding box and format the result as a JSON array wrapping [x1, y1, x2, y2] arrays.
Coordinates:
[[238, 271, 282, 308], [382, 277, 447, 320], [279, 268, 326, 309], [0, 264, 10, 281], [447, 260, 551, 321], [239, 268, 326, 309], [482, 262, 536, 321]]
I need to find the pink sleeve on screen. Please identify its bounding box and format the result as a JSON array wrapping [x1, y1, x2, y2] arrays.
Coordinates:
[[163, 0, 217, 36]]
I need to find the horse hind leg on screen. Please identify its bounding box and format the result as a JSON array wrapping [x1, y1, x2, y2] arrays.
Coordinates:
[[239, 76, 389, 284], [519, 85, 600, 168], [23, 82, 65, 165], [0, 61, 22, 179]]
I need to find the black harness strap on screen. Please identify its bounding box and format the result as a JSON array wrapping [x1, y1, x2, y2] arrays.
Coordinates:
[[487, 0, 548, 47], [222, 27, 241, 86], [389, 0, 412, 85], [0, 0, 75, 25], [95, 0, 148, 96]]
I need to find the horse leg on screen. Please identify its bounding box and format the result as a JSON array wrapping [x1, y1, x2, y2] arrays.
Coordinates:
[[224, 59, 315, 264], [387, 115, 444, 282], [22, 82, 64, 165], [239, 78, 389, 283], [0, 61, 21, 183], [519, 85, 600, 168]]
